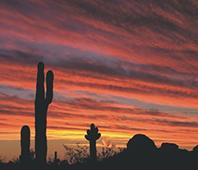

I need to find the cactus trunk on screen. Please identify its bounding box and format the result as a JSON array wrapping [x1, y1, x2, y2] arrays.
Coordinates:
[[90, 140, 97, 161], [35, 62, 54, 165], [20, 125, 30, 164]]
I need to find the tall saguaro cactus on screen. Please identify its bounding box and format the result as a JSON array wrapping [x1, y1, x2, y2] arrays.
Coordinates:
[[20, 125, 30, 164], [85, 124, 101, 161], [35, 62, 54, 165]]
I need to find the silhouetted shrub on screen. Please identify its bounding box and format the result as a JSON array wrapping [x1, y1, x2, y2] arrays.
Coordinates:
[[63, 144, 89, 164], [98, 147, 123, 161]]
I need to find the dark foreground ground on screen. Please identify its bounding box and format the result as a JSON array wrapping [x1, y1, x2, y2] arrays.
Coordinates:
[[0, 150, 198, 170]]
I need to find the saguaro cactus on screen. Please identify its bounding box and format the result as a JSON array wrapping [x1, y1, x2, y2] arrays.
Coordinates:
[[35, 62, 54, 165], [20, 125, 30, 164], [85, 124, 101, 161]]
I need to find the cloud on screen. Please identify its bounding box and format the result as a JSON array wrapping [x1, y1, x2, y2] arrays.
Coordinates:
[[0, 49, 44, 64], [155, 119, 198, 128], [0, 0, 198, 152]]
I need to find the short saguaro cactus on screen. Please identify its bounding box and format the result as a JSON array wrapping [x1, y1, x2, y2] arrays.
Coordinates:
[[20, 125, 31, 164], [85, 124, 101, 161]]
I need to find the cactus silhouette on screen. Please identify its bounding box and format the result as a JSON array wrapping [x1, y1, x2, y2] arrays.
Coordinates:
[[54, 151, 58, 162], [85, 124, 101, 161], [20, 125, 31, 164], [35, 62, 54, 165], [53, 151, 59, 165]]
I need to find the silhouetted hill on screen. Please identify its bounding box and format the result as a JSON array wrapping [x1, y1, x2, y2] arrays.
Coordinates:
[[127, 134, 157, 154], [160, 142, 179, 151], [193, 145, 198, 152]]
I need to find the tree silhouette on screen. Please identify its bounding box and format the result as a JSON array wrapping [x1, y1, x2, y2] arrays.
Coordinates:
[[85, 124, 101, 161], [35, 62, 54, 166]]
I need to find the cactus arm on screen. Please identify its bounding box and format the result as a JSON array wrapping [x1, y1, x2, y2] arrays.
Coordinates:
[[45, 70, 54, 105], [87, 129, 90, 135], [85, 135, 90, 141], [96, 133, 101, 140]]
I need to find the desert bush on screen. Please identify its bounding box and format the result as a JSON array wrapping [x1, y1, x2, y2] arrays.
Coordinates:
[[98, 147, 123, 160], [63, 144, 89, 164]]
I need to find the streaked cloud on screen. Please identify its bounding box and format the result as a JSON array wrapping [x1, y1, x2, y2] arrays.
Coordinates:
[[0, 0, 198, 159]]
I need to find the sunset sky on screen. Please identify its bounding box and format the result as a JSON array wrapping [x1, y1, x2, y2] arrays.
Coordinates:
[[0, 0, 198, 160]]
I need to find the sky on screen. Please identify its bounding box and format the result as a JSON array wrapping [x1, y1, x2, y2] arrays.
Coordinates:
[[0, 0, 198, 160]]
